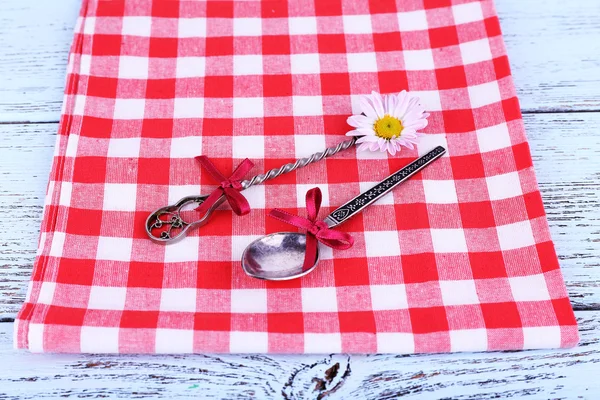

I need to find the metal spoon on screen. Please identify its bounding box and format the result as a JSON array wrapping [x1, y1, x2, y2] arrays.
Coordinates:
[[241, 146, 446, 281], [145, 137, 357, 244]]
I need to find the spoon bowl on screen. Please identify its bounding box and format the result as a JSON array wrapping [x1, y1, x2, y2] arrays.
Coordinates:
[[241, 233, 319, 280]]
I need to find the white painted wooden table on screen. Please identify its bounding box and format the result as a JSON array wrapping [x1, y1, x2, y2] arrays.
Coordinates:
[[1, 0, 599, 398]]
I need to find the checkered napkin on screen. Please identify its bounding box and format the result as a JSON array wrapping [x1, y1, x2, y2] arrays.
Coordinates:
[[15, 0, 578, 354]]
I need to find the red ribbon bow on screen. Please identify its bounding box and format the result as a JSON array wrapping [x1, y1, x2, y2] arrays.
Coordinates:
[[195, 156, 254, 216], [269, 188, 354, 272]]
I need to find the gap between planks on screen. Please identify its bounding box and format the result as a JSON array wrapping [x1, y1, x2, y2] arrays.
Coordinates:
[[0, 120, 59, 125], [4, 109, 599, 127]]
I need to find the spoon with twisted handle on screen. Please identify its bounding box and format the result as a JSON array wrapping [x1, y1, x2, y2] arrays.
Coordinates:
[[145, 137, 358, 244], [241, 146, 446, 281]]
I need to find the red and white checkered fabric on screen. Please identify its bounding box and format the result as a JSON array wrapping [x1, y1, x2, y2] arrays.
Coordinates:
[[15, 0, 578, 354]]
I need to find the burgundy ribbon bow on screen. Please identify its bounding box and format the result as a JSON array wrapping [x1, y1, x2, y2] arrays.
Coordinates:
[[195, 156, 254, 216], [269, 187, 354, 272]]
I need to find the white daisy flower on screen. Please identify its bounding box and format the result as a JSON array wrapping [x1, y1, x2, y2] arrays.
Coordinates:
[[346, 91, 430, 156]]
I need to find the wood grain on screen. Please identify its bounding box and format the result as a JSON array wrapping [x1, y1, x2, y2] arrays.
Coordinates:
[[2, 113, 599, 316], [0, 0, 80, 123], [0, 124, 55, 318], [528, 113, 600, 310], [498, 0, 600, 112], [0, 0, 599, 123], [0, 0, 599, 397], [0, 312, 598, 399]]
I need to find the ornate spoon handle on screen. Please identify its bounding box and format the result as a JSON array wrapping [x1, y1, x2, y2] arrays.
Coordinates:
[[323, 146, 446, 227], [146, 137, 357, 243]]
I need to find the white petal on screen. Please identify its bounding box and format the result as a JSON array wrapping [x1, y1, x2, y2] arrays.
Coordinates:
[[346, 131, 363, 137], [356, 135, 379, 144], [387, 141, 396, 156], [400, 129, 418, 139], [371, 140, 382, 152], [393, 92, 411, 119], [358, 142, 372, 152], [378, 138, 387, 151], [371, 91, 385, 118], [360, 95, 379, 119], [357, 127, 376, 136], [346, 115, 361, 128], [397, 90, 407, 103], [408, 95, 420, 109], [403, 105, 426, 121], [403, 118, 428, 131], [385, 94, 396, 115], [348, 128, 376, 137], [347, 114, 376, 128]]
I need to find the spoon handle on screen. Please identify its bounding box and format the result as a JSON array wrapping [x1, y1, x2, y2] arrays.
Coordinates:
[[241, 137, 357, 188], [146, 137, 357, 243], [323, 146, 446, 228]]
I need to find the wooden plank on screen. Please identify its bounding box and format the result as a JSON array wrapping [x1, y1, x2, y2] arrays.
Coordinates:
[[0, 311, 597, 399], [0, 0, 599, 123], [0, 123, 56, 318], [528, 113, 600, 310], [498, 0, 600, 112], [0, 0, 80, 123], [1, 113, 599, 316]]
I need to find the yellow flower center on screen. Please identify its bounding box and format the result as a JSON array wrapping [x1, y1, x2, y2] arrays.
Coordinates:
[[374, 115, 403, 140]]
